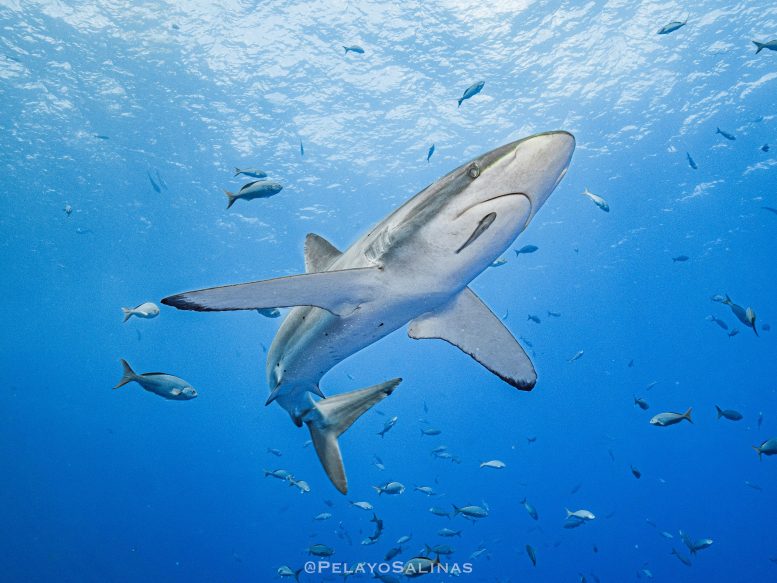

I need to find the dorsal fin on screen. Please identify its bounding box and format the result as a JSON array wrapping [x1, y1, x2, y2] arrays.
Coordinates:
[[305, 233, 342, 272]]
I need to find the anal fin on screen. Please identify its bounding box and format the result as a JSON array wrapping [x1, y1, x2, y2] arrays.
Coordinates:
[[408, 287, 536, 390]]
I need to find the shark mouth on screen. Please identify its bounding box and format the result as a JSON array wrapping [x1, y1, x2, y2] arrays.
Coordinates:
[[454, 192, 533, 254], [455, 212, 497, 254]]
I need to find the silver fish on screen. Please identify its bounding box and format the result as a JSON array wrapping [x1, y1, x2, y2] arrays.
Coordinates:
[[113, 359, 197, 400], [650, 408, 692, 426]]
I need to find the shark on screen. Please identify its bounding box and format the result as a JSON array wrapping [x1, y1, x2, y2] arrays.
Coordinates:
[[162, 130, 575, 493]]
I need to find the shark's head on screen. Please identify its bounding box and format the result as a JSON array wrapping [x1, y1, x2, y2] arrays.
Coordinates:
[[376, 131, 574, 283]]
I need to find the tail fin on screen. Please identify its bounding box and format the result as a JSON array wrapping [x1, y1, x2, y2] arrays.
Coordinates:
[[457, 97, 463, 108], [121, 307, 133, 322], [683, 407, 693, 423], [452, 504, 461, 516], [372, 485, 383, 495], [234, 167, 241, 177], [306, 378, 401, 494], [715, 405, 722, 419], [343, 46, 349, 54], [114, 358, 137, 389], [565, 507, 572, 519], [753, 41, 765, 54], [294, 568, 302, 582], [716, 127, 721, 134], [753, 445, 762, 460], [224, 189, 236, 209]]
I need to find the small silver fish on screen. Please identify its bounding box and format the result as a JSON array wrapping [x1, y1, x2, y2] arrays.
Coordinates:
[[657, 19, 687, 35], [526, 544, 537, 566], [581, 187, 609, 212], [414, 485, 437, 496], [650, 408, 693, 426], [277, 565, 302, 579], [264, 469, 294, 480], [113, 359, 197, 400], [307, 543, 334, 557], [671, 548, 692, 566], [437, 528, 461, 537], [121, 302, 160, 322], [429, 506, 451, 518], [256, 308, 281, 318], [715, 405, 743, 421], [378, 415, 398, 437], [234, 168, 268, 179], [753, 438, 777, 459], [753, 39, 777, 54], [568, 350, 584, 362], [453, 504, 488, 519], [565, 508, 595, 521], [457, 80, 485, 108], [522, 498, 539, 520], [373, 481, 405, 495], [479, 460, 506, 469], [343, 45, 365, 54], [224, 180, 283, 208]]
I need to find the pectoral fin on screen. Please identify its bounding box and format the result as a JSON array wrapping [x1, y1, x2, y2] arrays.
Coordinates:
[[162, 268, 379, 316], [408, 287, 536, 390]]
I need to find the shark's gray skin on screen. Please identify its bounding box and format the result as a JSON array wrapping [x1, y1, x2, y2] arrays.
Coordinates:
[[162, 131, 575, 493]]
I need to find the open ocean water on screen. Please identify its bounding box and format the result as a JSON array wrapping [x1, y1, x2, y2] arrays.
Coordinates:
[[1, 1, 776, 582]]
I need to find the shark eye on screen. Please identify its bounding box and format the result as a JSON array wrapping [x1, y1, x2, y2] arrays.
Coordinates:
[[467, 163, 480, 179]]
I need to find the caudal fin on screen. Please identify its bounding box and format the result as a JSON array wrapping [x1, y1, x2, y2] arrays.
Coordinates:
[[224, 189, 236, 209], [753, 445, 762, 460], [121, 307, 133, 322], [715, 405, 723, 419], [683, 407, 693, 423], [306, 378, 401, 494], [457, 97, 463, 108], [753, 41, 765, 54], [114, 358, 137, 389], [294, 568, 302, 583]]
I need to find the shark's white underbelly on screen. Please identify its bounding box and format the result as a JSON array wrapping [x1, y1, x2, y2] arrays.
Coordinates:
[[266, 292, 438, 420]]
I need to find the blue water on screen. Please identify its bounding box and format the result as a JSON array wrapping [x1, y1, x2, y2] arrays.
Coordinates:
[[1, 1, 776, 581]]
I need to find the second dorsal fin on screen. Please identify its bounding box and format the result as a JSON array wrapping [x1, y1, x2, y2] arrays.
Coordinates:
[[305, 233, 342, 272]]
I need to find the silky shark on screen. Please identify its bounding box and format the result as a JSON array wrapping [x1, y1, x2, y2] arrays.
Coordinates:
[[162, 131, 575, 493]]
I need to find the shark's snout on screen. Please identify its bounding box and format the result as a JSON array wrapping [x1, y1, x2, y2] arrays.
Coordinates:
[[509, 131, 575, 222]]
